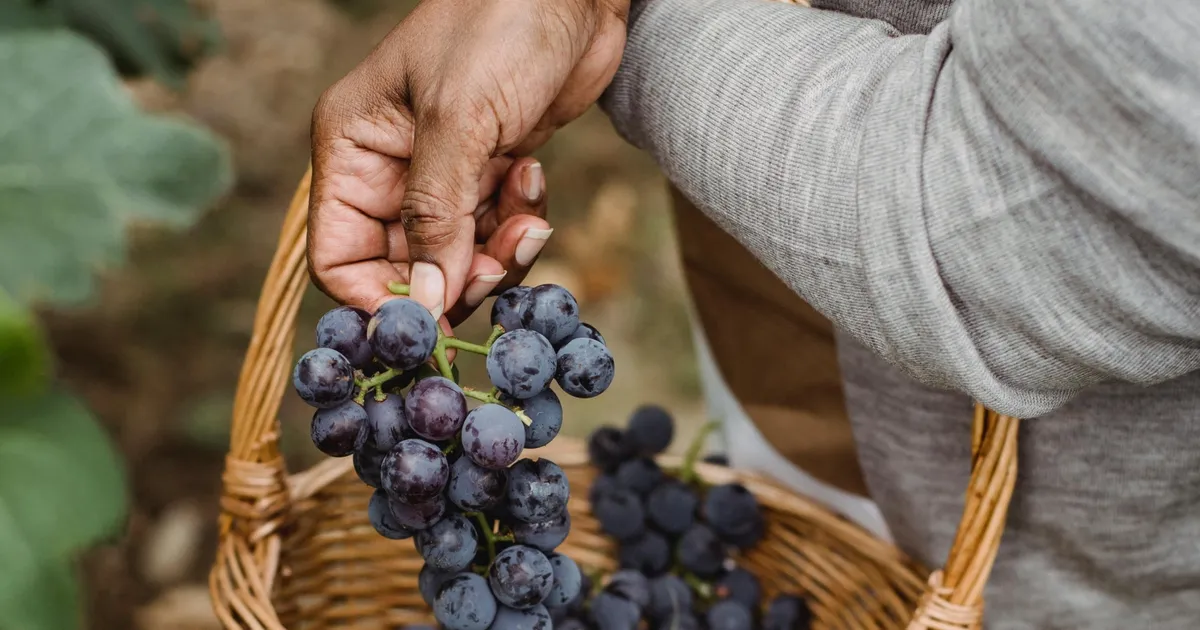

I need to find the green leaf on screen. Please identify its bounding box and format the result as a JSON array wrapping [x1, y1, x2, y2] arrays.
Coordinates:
[[0, 538, 81, 630], [0, 0, 222, 87], [0, 389, 127, 562], [0, 2, 68, 30], [0, 289, 49, 396], [0, 31, 233, 307]]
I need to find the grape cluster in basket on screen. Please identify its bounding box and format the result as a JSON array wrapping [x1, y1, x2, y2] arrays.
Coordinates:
[[568, 408, 813, 630], [292, 283, 615, 630]]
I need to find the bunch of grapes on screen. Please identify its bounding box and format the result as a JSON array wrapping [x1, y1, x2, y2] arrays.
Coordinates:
[[569, 407, 813, 630], [291, 283, 615, 630]]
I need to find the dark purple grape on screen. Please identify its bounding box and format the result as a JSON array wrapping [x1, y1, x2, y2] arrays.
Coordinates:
[[368, 298, 438, 370], [502, 389, 562, 449], [417, 513, 478, 573], [511, 511, 570, 553], [605, 570, 650, 608], [434, 573, 498, 630], [568, 573, 591, 616], [763, 594, 813, 630], [647, 575, 693, 622], [554, 616, 586, 630], [520, 284, 580, 347], [627, 405, 674, 455], [588, 474, 619, 505], [489, 545, 554, 609], [618, 531, 670, 576], [316, 305, 374, 369], [587, 427, 633, 472], [506, 459, 569, 523], [362, 393, 410, 453], [487, 330, 556, 399], [461, 404, 526, 470], [663, 614, 702, 630], [420, 565, 454, 606], [310, 400, 367, 457], [725, 516, 765, 550], [447, 456, 508, 512], [703, 483, 764, 545], [388, 495, 446, 530], [703, 453, 730, 467], [405, 376, 468, 441], [677, 524, 726, 578], [368, 488, 413, 539], [707, 600, 753, 630], [559, 322, 604, 348], [593, 488, 645, 542], [381, 439, 449, 504], [646, 480, 698, 534], [591, 591, 640, 630], [615, 457, 663, 497], [716, 568, 761, 609], [489, 604, 551, 630], [491, 286, 531, 332], [543, 553, 582, 608], [555, 338, 614, 399], [293, 348, 355, 408], [353, 446, 386, 488]]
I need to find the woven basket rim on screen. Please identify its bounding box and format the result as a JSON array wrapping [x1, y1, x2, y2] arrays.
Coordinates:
[[209, 166, 1020, 630]]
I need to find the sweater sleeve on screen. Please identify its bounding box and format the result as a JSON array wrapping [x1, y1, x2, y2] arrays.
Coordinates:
[[600, 0, 1200, 418]]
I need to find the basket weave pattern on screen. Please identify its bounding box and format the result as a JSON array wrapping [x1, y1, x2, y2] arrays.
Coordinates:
[[209, 168, 1019, 629]]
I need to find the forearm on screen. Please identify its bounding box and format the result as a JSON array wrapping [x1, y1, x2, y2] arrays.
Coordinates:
[[601, 0, 1200, 417]]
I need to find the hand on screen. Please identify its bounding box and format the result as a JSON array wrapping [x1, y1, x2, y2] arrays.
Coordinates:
[[308, 0, 629, 320]]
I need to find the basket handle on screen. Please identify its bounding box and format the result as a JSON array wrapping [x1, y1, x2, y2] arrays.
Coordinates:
[[219, 165, 312, 535], [908, 406, 1020, 629]]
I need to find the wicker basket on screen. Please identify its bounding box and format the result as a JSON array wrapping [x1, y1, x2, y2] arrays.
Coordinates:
[[209, 167, 1020, 630]]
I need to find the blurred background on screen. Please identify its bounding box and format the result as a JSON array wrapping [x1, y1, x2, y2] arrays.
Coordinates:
[[0, 0, 708, 628]]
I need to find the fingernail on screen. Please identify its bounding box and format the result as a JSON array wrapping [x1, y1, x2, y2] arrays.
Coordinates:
[[521, 162, 544, 203], [464, 272, 508, 307], [514, 228, 553, 266], [409, 262, 445, 321]]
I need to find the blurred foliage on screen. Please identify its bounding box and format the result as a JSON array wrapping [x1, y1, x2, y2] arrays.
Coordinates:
[[0, 23, 230, 630], [0, 0, 222, 88]]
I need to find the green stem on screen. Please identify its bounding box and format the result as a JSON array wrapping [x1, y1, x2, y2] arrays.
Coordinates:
[[472, 512, 498, 562], [462, 387, 532, 426], [682, 571, 714, 601], [679, 420, 720, 485], [432, 332, 454, 381], [443, 337, 491, 356], [355, 368, 401, 403], [387, 282, 410, 296], [485, 324, 505, 347]]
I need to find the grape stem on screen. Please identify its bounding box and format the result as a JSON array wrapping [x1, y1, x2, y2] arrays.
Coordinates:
[[387, 282, 411, 296], [442, 337, 491, 356], [432, 331, 455, 380], [470, 511, 500, 563], [682, 571, 714, 601], [485, 324, 505, 347], [678, 420, 720, 485], [462, 387, 533, 426], [352, 364, 400, 391]]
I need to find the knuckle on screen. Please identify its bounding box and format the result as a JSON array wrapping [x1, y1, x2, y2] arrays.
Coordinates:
[[401, 184, 460, 250]]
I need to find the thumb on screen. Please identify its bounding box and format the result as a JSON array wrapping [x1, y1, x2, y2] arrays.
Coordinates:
[[402, 107, 492, 320]]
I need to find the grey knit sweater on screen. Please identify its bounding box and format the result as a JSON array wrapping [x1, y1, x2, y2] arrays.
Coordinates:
[[600, 0, 1200, 627]]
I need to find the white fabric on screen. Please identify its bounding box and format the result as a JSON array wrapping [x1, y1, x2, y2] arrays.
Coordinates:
[[689, 320, 894, 543]]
